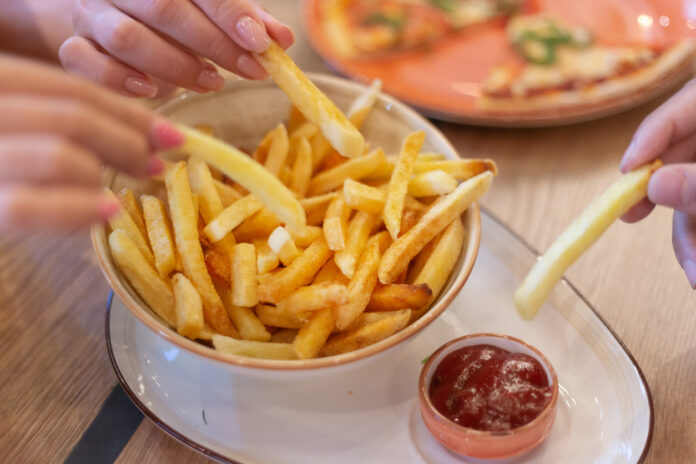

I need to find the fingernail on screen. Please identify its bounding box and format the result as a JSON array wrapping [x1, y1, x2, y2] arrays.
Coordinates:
[[124, 76, 158, 98], [619, 140, 637, 173], [682, 259, 696, 289], [236, 16, 271, 53], [648, 168, 686, 208], [236, 54, 268, 80], [196, 68, 224, 91], [147, 156, 165, 176], [154, 120, 185, 149], [99, 197, 121, 220]]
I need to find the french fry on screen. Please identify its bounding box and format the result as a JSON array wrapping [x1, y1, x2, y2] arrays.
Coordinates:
[[379, 171, 493, 284], [254, 41, 364, 159], [256, 304, 307, 329], [322, 308, 410, 356], [264, 123, 289, 176], [172, 273, 205, 339], [417, 152, 446, 161], [290, 138, 313, 197], [340, 309, 411, 333], [343, 180, 425, 214], [408, 170, 458, 197], [313, 258, 350, 285], [141, 195, 177, 278], [253, 125, 276, 164], [287, 105, 306, 133], [514, 160, 662, 320], [366, 283, 432, 312], [400, 207, 422, 236], [406, 234, 438, 284], [235, 208, 282, 242], [212, 334, 297, 359], [384, 131, 425, 239], [194, 124, 215, 136], [257, 236, 332, 303], [173, 124, 306, 232], [301, 193, 338, 226], [204, 247, 230, 285], [204, 194, 264, 243], [109, 229, 176, 328], [276, 283, 349, 314], [294, 308, 336, 359], [288, 225, 323, 248], [271, 329, 298, 344], [214, 179, 243, 207], [106, 187, 155, 266], [216, 282, 270, 341], [290, 122, 319, 142], [268, 226, 301, 266], [196, 323, 215, 341], [308, 148, 386, 195], [116, 188, 147, 237], [323, 195, 351, 250], [413, 159, 498, 179], [165, 161, 238, 337], [253, 239, 279, 274], [347, 79, 382, 129], [231, 243, 258, 307], [334, 211, 377, 279]]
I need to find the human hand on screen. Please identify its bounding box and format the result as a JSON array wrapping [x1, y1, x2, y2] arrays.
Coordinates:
[[0, 54, 183, 231], [620, 79, 696, 287], [59, 0, 294, 97]]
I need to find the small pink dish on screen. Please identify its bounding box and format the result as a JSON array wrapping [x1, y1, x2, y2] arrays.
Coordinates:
[[418, 333, 559, 459]]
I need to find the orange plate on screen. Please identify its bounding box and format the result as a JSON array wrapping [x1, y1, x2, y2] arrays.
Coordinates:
[[303, 0, 696, 127]]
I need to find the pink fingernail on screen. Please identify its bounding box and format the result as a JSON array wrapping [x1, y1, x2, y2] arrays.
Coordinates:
[[236, 16, 271, 53], [196, 68, 224, 91], [147, 156, 165, 176], [682, 259, 696, 288], [99, 197, 121, 220], [154, 120, 185, 149], [124, 76, 158, 98], [237, 54, 268, 80]]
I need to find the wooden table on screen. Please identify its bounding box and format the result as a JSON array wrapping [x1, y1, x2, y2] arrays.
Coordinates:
[[3, 2, 695, 463]]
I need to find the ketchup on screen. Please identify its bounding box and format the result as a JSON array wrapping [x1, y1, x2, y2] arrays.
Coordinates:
[[428, 344, 552, 432]]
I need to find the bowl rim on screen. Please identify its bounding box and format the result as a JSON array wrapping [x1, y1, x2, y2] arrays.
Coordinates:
[[92, 72, 482, 371], [418, 332, 560, 438]]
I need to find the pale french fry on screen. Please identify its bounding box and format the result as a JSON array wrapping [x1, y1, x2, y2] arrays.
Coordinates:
[[367, 283, 432, 312], [257, 236, 332, 303], [165, 161, 238, 337], [216, 282, 270, 341], [276, 283, 349, 314], [290, 138, 313, 197], [271, 329, 299, 344], [322, 308, 410, 356], [413, 159, 498, 179], [212, 334, 297, 359], [204, 194, 264, 243], [141, 195, 177, 278], [172, 273, 205, 339], [290, 122, 319, 142], [204, 247, 230, 285], [288, 225, 323, 248], [379, 171, 493, 284], [268, 226, 301, 266], [214, 179, 243, 207], [173, 124, 306, 232], [335, 211, 377, 279], [294, 308, 336, 359], [254, 41, 364, 159], [323, 195, 351, 250], [253, 239, 279, 274], [106, 187, 155, 266], [408, 170, 458, 197], [109, 229, 176, 328], [347, 79, 382, 129], [308, 149, 386, 195], [235, 208, 282, 242], [116, 188, 147, 237], [231, 243, 258, 307], [313, 258, 350, 285], [256, 304, 307, 329], [343, 180, 424, 214], [340, 309, 411, 333], [264, 123, 289, 176], [514, 160, 662, 320], [418, 152, 446, 161], [385, 131, 425, 239]]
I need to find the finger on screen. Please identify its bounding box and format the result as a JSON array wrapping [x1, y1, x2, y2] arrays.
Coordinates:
[[620, 79, 696, 172], [620, 197, 655, 223], [73, 2, 224, 92], [59, 36, 158, 98], [0, 135, 102, 187], [0, 95, 159, 178], [0, 54, 183, 151], [672, 210, 696, 288], [659, 130, 696, 165], [0, 186, 119, 231], [195, 0, 271, 53], [648, 164, 696, 216], [254, 5, 294, 49]]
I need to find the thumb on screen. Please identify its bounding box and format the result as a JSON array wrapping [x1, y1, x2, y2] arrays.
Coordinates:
[[648, 164, 696, 216]]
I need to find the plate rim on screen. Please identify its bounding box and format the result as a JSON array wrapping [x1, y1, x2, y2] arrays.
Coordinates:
[[105, 209, 655, 464]]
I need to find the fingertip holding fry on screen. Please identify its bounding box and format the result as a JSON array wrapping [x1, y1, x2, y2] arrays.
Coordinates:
[[154, 119, 185, 150], [99, 196, 121, 220]]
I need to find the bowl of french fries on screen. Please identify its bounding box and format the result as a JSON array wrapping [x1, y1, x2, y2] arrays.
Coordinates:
[[92, 46, 496, 373]]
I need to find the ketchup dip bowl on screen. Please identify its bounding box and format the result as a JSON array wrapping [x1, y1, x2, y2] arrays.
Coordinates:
[[418, 333, 559, 459], [92, 74, 482, 377]]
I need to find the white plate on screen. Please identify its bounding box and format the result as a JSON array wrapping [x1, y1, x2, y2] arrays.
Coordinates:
[[106, 211, 653, 464]]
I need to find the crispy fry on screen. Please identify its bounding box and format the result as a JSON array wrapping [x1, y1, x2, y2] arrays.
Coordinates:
[[276, 283, 348, 314], [204, 194, 264, 242], [106, 187, 155, 266], [287, 105, 306, 133], [340, 309, 411, 333], [253, 125, 276, 164], [231, 243, 258, 307], [417, 152, 446, 161], [334, 211, 377, 279], [514, 160, 662, 320], [322, 308, 410, 356], [141, 194, 177, 278], [379, 171, 493, 284], [343, 180, 424, 214], [308, 149, 386, 195], [270, 329, 298, 344], [385, 131, 425, 239], [323, 195, 351, 250], [413, 159, 498, 179], [257, 236, 332, 303], [406, 237, 437, 284], [172, 273, 205, 339], [408, 170, 458, 197], [253, 239, 279, 274], [204, 247, 230, 285], [264, 123, 289, 176], [294, 308, 336, 359], [109, 229, 176, 328], [400, 207, 422, 236], [268, 226, 301, 266], [290, 137, 313, 197], [212, 334, 297, 359], [256, 304, 308, 329], [165, 161, 238, 337], [313, 258, 350, 285], [367, 283, 432, 312], [216, 282, 270, 341], [254, 41, 364, 159], [301, 193, 337, 226], [235, 208, 281, 242], [116, 188, 147, 237], [288, 225, 323, 248]]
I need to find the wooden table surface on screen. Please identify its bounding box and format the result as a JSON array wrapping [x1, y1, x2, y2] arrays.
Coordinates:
[[3, 2, 695, 463]]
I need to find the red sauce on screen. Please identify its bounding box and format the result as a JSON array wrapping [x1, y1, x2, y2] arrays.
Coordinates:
[[428, 344, 552, 432]]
